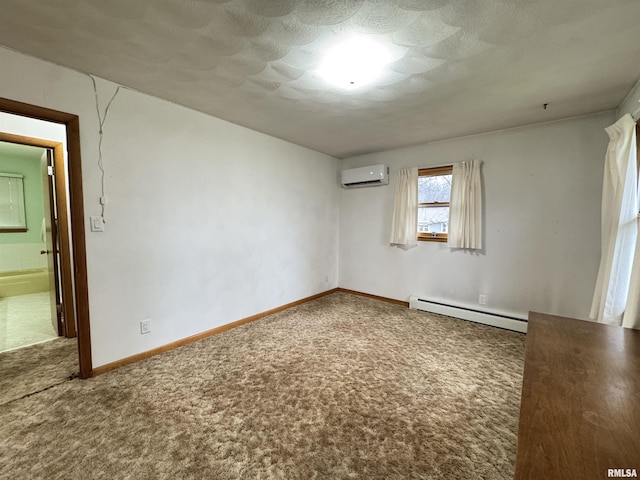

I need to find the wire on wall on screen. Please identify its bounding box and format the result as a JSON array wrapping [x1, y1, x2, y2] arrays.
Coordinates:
[[89, 74, 121, 221]]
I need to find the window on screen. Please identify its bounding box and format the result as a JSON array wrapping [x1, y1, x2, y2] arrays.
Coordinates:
[[417, 165, 452, 242], [0, 173, 26, 232]]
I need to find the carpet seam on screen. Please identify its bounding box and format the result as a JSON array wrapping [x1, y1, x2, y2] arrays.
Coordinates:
[[0, 371, 79, 407]]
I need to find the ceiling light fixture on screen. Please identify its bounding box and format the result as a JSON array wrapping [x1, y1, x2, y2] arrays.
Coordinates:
[[318, 36, 390, 90]]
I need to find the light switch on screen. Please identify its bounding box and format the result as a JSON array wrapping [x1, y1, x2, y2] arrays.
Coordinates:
[[90, 216, 105, 232]]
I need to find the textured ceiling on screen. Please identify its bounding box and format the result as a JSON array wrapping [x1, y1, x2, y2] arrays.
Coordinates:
[[0, 0, 639, 158]]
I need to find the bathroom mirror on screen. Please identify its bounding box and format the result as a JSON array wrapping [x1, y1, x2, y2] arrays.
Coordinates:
[[0, 172, 27, 232]]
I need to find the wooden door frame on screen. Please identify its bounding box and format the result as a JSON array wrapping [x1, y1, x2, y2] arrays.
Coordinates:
[[43, 149, 64, 335], [0, 97, 92, 378]]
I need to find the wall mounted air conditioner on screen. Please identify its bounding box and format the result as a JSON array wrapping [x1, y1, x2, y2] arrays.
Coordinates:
[[341, 164, 389, 188]]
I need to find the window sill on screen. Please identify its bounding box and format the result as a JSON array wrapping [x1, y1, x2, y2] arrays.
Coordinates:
[[417, 236, 448, 243]]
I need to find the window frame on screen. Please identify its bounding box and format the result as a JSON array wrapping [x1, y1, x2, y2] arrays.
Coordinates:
[[0, 172, 27, 232], [417, 165, 453, 243]]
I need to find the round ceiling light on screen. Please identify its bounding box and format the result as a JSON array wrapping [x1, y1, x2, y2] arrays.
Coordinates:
[[318, 37, 391, 90]]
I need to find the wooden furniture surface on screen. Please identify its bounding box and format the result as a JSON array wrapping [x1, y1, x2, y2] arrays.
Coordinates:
[[514, 312, 640, 480]]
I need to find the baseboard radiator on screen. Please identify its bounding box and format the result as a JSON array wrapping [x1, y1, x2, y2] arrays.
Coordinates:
[[409, 296, 528, 333]]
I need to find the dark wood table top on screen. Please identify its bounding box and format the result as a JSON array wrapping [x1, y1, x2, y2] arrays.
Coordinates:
[[514, 312, 640, 480]]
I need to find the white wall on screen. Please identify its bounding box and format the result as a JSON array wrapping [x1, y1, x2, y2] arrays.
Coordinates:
[[0, 46, 340, 367], [617, 77, 640, 119], [339, 112, 614, 320], [0, 112, 67, 143]]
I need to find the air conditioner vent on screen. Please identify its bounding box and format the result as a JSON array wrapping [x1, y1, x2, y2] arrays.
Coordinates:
[[341, 164, 389, 188]]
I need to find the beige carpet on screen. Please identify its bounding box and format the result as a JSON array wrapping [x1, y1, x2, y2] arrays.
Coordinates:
[[0, 336, 78, 406], [0, 292, 525, 479]]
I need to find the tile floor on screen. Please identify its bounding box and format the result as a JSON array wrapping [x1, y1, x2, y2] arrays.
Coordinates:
[[0, 292, 58, 353]]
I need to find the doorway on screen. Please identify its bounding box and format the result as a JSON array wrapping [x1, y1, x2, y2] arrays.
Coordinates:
[[1, 142, 56, 350], [0, 98, 92, 378], [0, 138, 76, 352]]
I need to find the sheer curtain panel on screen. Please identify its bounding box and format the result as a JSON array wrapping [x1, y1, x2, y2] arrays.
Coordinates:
[[590, 114, 639, 328], [448, 160, 482, 249], [390, 167, 418, 247]]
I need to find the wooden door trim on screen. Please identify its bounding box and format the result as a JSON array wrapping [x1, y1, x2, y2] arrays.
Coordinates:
[[0, 98, 92, 378], [44, 149, 63, 335], [51, 139, 77, 338]]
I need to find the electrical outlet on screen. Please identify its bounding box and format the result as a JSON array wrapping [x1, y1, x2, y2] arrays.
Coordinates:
[[478, 294, 487, 305], [140, 319, 151, 334]]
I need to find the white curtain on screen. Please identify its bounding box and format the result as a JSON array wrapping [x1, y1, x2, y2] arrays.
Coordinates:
[[390, 167, 418, 247], [448, 160, 482, 249], [625, 228, 640, 327], [590, 114, 639, 328]]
